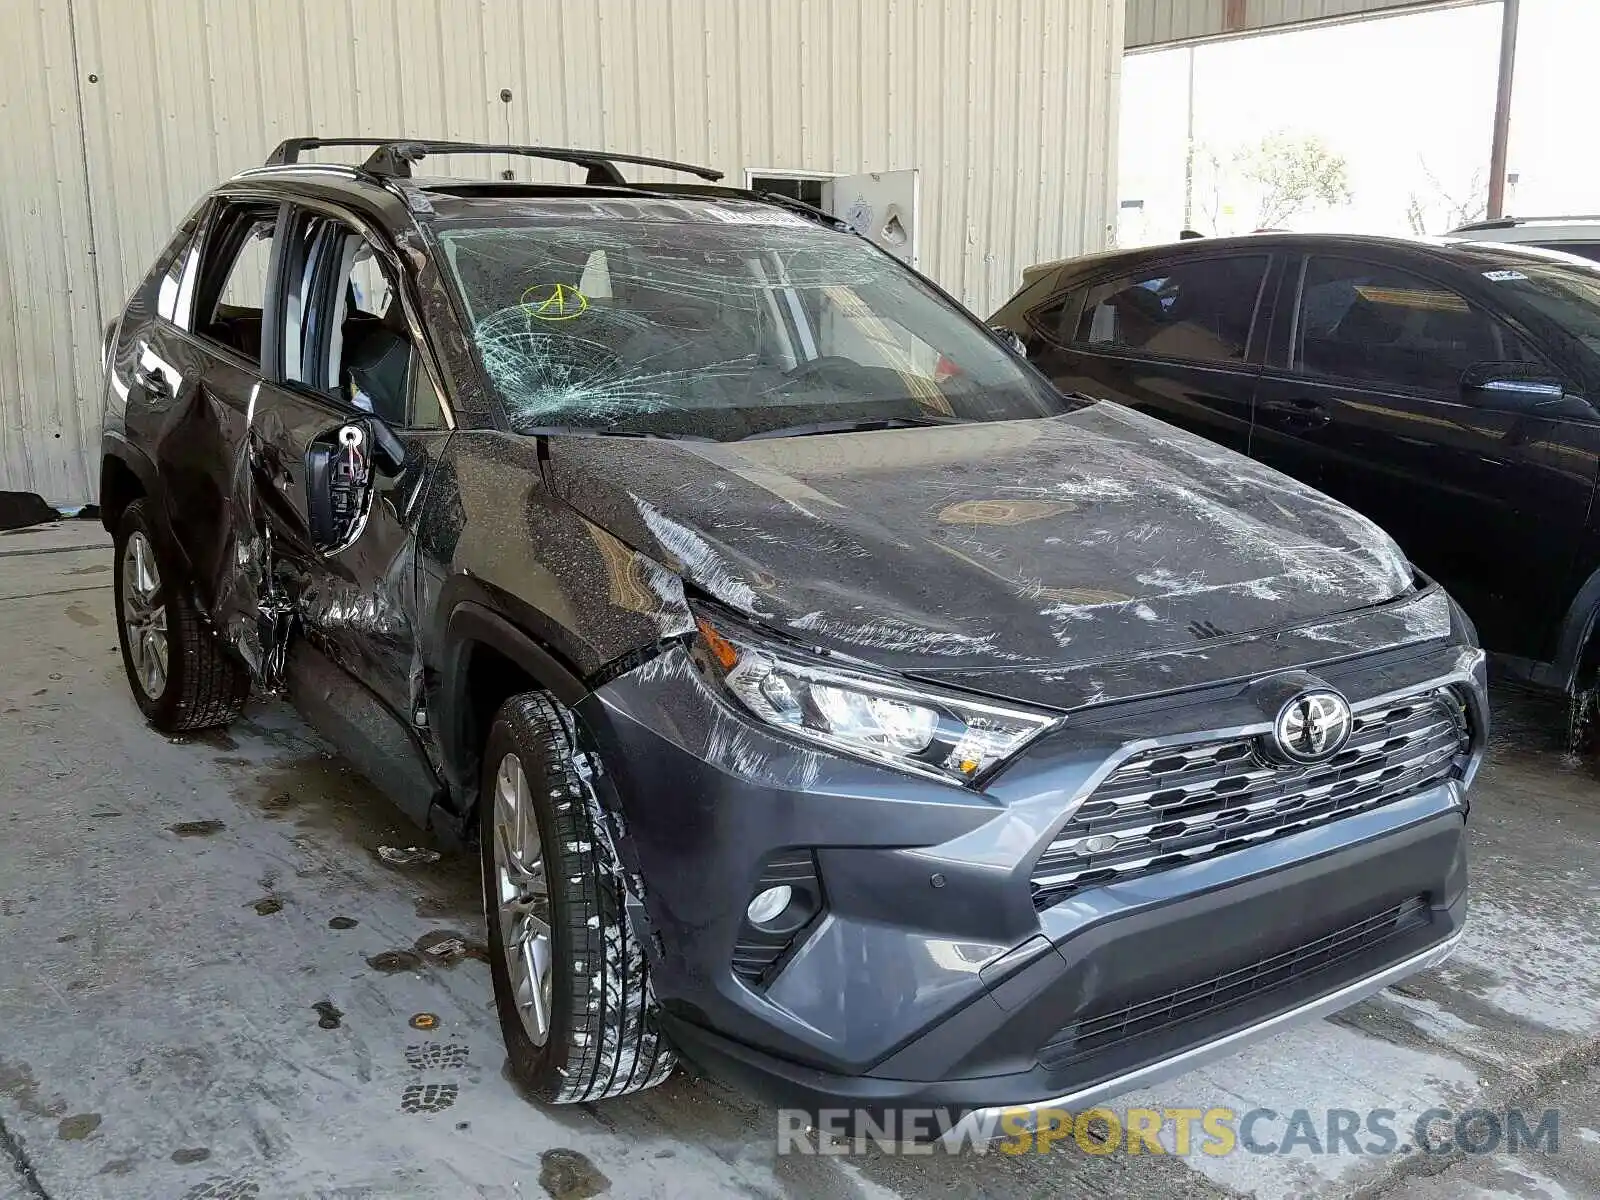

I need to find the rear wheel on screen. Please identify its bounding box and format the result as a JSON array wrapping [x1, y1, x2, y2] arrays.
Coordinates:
[[113, 499, 248, 732], [480, 692, 676, 1103]]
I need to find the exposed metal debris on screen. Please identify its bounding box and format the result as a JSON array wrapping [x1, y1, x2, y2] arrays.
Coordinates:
[[378, 845, 441, 866]]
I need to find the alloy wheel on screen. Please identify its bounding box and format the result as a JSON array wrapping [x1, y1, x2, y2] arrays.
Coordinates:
[[493, 751, 554, 1047], [121, 531, 169, 700]]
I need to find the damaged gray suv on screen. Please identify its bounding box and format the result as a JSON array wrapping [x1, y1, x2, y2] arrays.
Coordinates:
[[100, 138, 1484, 1133]]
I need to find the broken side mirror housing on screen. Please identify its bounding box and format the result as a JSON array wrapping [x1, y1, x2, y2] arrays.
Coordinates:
[[991, 325, 1027, 358], [305, 420, 406, 552]]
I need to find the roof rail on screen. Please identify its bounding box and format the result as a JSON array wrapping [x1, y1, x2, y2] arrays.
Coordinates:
[[263, 137, 722, 184]]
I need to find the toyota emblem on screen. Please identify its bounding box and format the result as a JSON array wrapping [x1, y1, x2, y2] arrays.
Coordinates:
[[1271, 690, 1352, 764]]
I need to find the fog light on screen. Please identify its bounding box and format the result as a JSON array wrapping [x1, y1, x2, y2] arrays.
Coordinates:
[[746, 885, 792, 926]]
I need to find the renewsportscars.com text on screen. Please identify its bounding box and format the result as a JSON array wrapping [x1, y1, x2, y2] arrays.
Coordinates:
[[776, 1106, 1561, 1157]]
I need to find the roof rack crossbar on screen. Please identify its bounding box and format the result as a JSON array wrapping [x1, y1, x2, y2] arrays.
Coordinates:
[[264, 137, 722, 183], [1455, 214, 1600, 231]]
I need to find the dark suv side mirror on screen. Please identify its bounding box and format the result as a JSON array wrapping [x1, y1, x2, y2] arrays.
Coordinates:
[[1460, 361, 1569, 407]]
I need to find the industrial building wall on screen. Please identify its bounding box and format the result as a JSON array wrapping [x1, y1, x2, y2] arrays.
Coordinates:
[[0, 0, 1123, 505]]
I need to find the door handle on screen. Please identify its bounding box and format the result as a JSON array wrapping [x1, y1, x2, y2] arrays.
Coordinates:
[[1260, 397, 1330, 428], [134, 365, 172, 397]]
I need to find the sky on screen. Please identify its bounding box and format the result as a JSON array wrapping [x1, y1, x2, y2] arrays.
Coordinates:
[[1117, 0, 1599, 246]]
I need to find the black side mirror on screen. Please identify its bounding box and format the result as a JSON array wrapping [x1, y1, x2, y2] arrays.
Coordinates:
[[1461, 361, 1568, 406], [990, 325, 1028, 358]]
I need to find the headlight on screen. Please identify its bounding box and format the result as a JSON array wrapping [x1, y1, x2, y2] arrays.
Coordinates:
[[695, 617, 1056, 786]]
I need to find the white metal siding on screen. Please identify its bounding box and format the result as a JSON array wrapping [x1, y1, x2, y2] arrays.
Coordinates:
[[0, 1, 102, 504], [1126, 0, 1491, 49], [0, 0, 1121, 505]]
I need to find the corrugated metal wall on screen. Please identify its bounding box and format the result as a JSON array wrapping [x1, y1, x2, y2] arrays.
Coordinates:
[[0, 0, 1122, 505], [1125, 0, 1490, 49], [0, 2, 103, 508]]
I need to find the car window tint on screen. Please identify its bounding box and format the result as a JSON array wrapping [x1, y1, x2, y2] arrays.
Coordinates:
[[218, 222, 275, 311], [1480, 262, 1600, 359], [1024, 291, 1080, 346], [155, 222, 202, 329], [1296, 257, 1529, 394], [333, 245, 410, 423], [1071, 256, 1267, 365], [195, 204, 278, 366], [407, 352, 448, 430]]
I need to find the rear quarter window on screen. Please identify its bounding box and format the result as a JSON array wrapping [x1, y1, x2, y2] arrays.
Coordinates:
[[130, 215, 203, 328]]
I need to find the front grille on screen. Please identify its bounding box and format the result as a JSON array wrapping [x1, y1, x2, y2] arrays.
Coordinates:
[[1037, 894, 1432, 1071], [1031, 689, 1470, 907]]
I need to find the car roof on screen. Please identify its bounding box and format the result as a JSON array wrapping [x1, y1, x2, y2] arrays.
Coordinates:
[[225, 138, 846, 238], [415, 188, 821, 227], [221, 162, 841, 239], [1035, 230, 1600, 277], [1452, 215, 1600, 233]]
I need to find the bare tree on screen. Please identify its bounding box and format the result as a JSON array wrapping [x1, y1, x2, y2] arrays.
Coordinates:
[[1193, 144, 1230, 236], [1235, 132, 1354, 229], [1404, 161, 1488, 235]]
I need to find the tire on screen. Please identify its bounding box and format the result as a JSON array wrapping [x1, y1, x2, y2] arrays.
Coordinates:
[[480, 691, 676, 1103], [113, 498, 249, 732]]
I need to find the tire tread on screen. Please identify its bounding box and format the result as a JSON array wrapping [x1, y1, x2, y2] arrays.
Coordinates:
[[489, 692, 675, 1103]]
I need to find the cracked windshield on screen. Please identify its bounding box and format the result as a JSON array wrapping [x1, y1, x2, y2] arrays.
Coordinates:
[[434, 202, 1070, 441]]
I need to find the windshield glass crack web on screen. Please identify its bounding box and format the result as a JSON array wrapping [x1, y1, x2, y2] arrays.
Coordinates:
[[437, 199, 1065, 441]]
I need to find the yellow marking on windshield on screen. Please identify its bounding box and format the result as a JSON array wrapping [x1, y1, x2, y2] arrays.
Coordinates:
[[520, 282, 589, 321]]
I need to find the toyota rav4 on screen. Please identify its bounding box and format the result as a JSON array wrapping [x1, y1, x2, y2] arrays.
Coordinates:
[[100, 138, 1484, 1134]]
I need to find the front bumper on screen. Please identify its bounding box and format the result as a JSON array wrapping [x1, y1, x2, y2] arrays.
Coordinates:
[[576, 634, 1484, 1120]]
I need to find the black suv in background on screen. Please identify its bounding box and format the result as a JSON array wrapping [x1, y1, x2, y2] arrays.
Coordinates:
[[102, 142, 1483, 1134], [993, 234, 1600, 699]]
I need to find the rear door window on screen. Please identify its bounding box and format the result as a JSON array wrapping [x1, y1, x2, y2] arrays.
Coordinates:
[[1069, 255, 1269, 366], [193, 202, 281, 368], [1294, 256, 1533, 394]]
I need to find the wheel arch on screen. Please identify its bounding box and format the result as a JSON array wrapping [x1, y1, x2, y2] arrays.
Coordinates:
[[99, 436, 159, 535], [1541, 564, 1600, 694], [438, 602, 590, 819], [98, 436, 196, 585]]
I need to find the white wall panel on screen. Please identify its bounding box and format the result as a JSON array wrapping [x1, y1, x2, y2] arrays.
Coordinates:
[[0, 0, 102, 502], [1, 0, 1121, 504]]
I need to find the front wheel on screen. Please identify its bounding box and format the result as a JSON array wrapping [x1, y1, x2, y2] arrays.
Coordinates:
[[480, 692, 676, 1103]]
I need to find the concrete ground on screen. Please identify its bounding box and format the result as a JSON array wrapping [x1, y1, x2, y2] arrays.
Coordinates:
[[1, 520, 1596, 1200]]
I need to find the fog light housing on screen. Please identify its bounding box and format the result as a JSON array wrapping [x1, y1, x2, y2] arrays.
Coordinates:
[[732, 851, 825, 988], [746, 885, 793, 926]]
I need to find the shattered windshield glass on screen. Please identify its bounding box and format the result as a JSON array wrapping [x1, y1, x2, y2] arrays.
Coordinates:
[[433, 203, 1073, 440]]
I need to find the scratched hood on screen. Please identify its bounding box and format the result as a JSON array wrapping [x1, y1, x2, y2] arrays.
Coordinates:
[[545, 403, 1414, 698]]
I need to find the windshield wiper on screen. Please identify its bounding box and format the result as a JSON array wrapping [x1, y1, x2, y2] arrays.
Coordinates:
[[516, 425, 714, 442], [739, 416, 960, 441]]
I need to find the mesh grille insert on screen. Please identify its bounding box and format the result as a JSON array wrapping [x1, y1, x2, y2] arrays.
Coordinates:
[[1037, 894, 1432, 1071]]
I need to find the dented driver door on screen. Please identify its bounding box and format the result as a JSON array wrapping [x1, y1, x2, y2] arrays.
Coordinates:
[[238, 204, 453, 827]]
